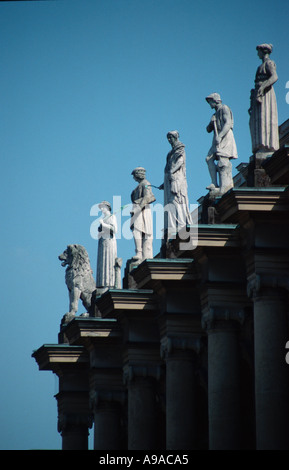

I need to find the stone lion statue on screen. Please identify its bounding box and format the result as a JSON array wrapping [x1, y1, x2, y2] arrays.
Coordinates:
[[58, 244, 96, 321]]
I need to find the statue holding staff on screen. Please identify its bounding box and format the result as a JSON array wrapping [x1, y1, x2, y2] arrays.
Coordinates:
[[205, 93, 238, 195]]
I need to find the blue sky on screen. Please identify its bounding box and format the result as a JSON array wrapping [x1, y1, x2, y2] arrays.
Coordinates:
[[0, 0, 288, 449]]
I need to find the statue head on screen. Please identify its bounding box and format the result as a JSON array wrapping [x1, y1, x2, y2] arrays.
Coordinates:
[[206, 93, 222, 108], [257, 43, 273, 54], [98, 200, 111, 214], [132, 167, 146, 181], [167, 130, 179, 147], [256, 43, 273, 59]]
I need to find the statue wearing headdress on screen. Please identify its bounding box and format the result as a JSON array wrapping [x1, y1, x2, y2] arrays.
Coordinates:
[[96, 201, 118, 289], [130, 167, 155, 264], [205, 93, 238, 195], [249, 43, 279, 155]]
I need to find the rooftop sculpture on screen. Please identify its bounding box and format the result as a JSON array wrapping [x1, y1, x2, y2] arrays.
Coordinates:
[[130, 167, 155, 265], [205, 93, 238, 198], [57, 42, 282, 315], [159, 131, 192, 243], [58, 244, 96, 322], [96, 200, 118, 291], [249, 43, 279, 157]]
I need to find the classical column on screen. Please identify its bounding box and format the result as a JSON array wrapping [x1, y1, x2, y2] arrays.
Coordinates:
[[90, 391, 124, 450], [56, 391, 92, 450], [248, 274, 289, 449], [124, 365, 160, 450], [161, 337, 200, 450], [32, 344, 92, 450], [203, 307, 244, 450]]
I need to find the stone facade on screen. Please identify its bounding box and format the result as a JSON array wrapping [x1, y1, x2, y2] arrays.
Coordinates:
[[33, 119, 289, 450]]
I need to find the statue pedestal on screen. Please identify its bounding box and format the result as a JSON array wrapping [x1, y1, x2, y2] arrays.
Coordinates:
[[255, 150, 273, 160], [254, 151, 272, 187], [123, 258, 140, 289]]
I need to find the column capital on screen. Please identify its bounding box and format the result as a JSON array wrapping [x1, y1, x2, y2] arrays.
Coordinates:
[[247, 273, 289, 300], [89, 390, 126, 411], [202, 306, 245, 331], [55, 391, 93, 433], [57, 411, 93, 434], [123, 363, 162, 385], [160, 335, 202, 360]]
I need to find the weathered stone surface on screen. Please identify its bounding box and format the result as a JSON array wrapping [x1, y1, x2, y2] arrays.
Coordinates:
[[58, 244, 96, 321], [249, 43, 279, 155], [130, 167, 155, 265], [205, 93, 238, 197], [159, 131, 192, 257], [96, 201, 118, 289]]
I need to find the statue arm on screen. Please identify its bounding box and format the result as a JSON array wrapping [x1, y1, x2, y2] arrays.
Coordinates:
[[170, 155, 184, 176], [259, 60, 278, 93], [216, 107, 232, 142], [101, 215, 117, 234], [137, 184, 155, 210], [248, 89, 255, 114], [206, 119, 214, 133], [132, 183, 155, 212]]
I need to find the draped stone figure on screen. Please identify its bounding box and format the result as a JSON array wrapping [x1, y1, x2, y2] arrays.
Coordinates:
[[205, 93, 238, 196], [96, 201, 117, 289], [249, 43, 279, 155], [130, 167, 155, 264], [159, 131, 192, 238]]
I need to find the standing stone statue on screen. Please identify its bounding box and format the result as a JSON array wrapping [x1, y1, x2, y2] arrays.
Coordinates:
[[159, 131, 192, 238], [249, 43, 279, 155], [130, 167, 155, 264], [205, 93, 238, 195], [96, 201, 118, 289]]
